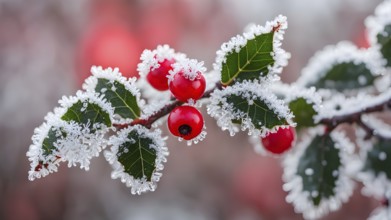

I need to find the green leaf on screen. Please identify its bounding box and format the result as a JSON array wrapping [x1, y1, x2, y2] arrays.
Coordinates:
[[95, 78, 140, 120], [363, 138, 391, 179], [297, 134, 341, 206], [307, 62, 375, 91], [117, 130, 157, 181], [221, 32, 274, 85], [378, 24, 391, 67], [42, 127, 66, 156], [225, 94, 289, 129], [61, 100, 112, 130], [289, 98, 316, 129]]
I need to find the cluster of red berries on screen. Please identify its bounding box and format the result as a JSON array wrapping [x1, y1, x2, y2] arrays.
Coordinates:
[[140, 46, 206, 141], [261, 126, 295, 155]]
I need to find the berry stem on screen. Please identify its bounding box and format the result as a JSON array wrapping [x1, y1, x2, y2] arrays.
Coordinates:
[[113, 82, 223, 129]]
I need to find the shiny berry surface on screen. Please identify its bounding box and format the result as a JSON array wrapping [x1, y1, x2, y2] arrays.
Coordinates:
[[167, 106, 204, 140], [147, 58, 175, 91], [169, 71, 206, 102], [261, 127, 295, 154]]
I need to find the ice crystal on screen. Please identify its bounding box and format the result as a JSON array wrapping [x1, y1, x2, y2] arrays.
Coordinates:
[[283, 127, 355, 219], [213, 15, 290, 76], [168, 58, 207, 82], [368, 206, 391, 220], [207, 80, 295, 137], [27, 91, 114, 181], [104, 125, 169, 195], [296, 41, 385, 90], [137, 44, 186, 78]]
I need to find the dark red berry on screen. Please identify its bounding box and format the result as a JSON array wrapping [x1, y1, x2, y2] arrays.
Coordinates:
[[147, 58, 175, 91], [168, 106, 204, 140], [169, 71, 206, 102], [261, 127, 295, 154]]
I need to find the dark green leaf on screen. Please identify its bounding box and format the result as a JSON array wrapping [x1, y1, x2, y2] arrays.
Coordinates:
[[289, 98, 316, 129], [221, 32, 274, 85], [225, 94, 289, 129], [42, 127, 66, 156], [297, 134, 341, 206], [307, 62, 375, 91], [378, 24, 391, 67], [95, 78, 140, 120], [61, 100, 112, 131], [363, 138, 391, 179], [117, 130, 157, 181]]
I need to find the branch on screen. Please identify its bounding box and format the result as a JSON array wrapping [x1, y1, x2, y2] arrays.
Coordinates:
[[320, 98, 391, 137], [114, 82, 223, 129]]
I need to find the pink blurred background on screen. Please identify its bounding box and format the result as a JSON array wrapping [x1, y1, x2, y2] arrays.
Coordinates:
[[0, 0, 383, 219]]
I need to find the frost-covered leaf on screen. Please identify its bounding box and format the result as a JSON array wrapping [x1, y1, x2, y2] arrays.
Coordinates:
[[214, 15, 289, 85], [27, 91, 114, 181], [377, 24, 391, 67], [283, 128, 354, 219], [289, 98, 316, 129], [363, 138, 391, 179], [207, 80, 294, 137], [105, 125, 169, 195], [297, 42, 383, 92], [84, 66, 142, 122], [366, 0, 391, 67]]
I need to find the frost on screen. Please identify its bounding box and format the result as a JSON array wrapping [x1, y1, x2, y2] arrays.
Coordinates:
[[137, 44, 186, 78], [213, 15, 290, 76], [315, 88, 391, 123], [365, 0, 391, 50], [207, 80, 295, 137], [27, 91, 113, 181], [168, 58, 207, 82], [368, 206, 391, 220], [282, 127, 355, 219], [296, 41, 385, 90], [104, 125, 169, 195], [305, 168, 314, 176]]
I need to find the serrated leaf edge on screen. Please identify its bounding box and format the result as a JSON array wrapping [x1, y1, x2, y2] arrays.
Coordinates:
[[282, 126, 355, 219]]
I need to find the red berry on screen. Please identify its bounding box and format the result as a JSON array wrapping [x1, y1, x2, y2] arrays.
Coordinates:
[[169, 71, 206, 102], [147, 59, 175, 91], [261, 127, 295, 154], [168, 106, 204, 140]]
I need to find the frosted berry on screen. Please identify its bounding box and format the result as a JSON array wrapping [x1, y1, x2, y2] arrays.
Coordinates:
[[169, 71, 206, 102], [261, 127, 295, 154], [168, 106, 204, 140], [147, 58, 175, 91]]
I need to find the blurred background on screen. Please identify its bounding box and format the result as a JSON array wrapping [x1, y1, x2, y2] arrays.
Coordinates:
[[0, 0, 384, 219]]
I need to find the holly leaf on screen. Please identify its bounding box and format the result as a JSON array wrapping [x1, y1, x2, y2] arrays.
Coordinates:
[[289, 98, 316, 129], [378, 24, 391, 67], [297, 134, 341, 206], [116, 129, 157, 181], [307, 62, 375, 91], [226, 94, 289, 129], [221, 32, 274, 85], [61, 99, 112, 131], [42, 127, 66, 156], [94, 78, 140, 120], [363, 138, 391, 179]]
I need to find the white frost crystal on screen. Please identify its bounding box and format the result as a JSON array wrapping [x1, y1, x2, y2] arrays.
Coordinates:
[[27, 91, 114, 180], [282, 127, 355, 219], [366, 0, 391, 49], [104, 125, 169, 195]]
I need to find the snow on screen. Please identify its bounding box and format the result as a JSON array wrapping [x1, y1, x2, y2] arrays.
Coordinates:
[[104, 125, 169, 195], [366, 0, 391, 51], [282, 126, 355, 219], [168, 58, 207, 82], [213, 15, 290, 77]]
